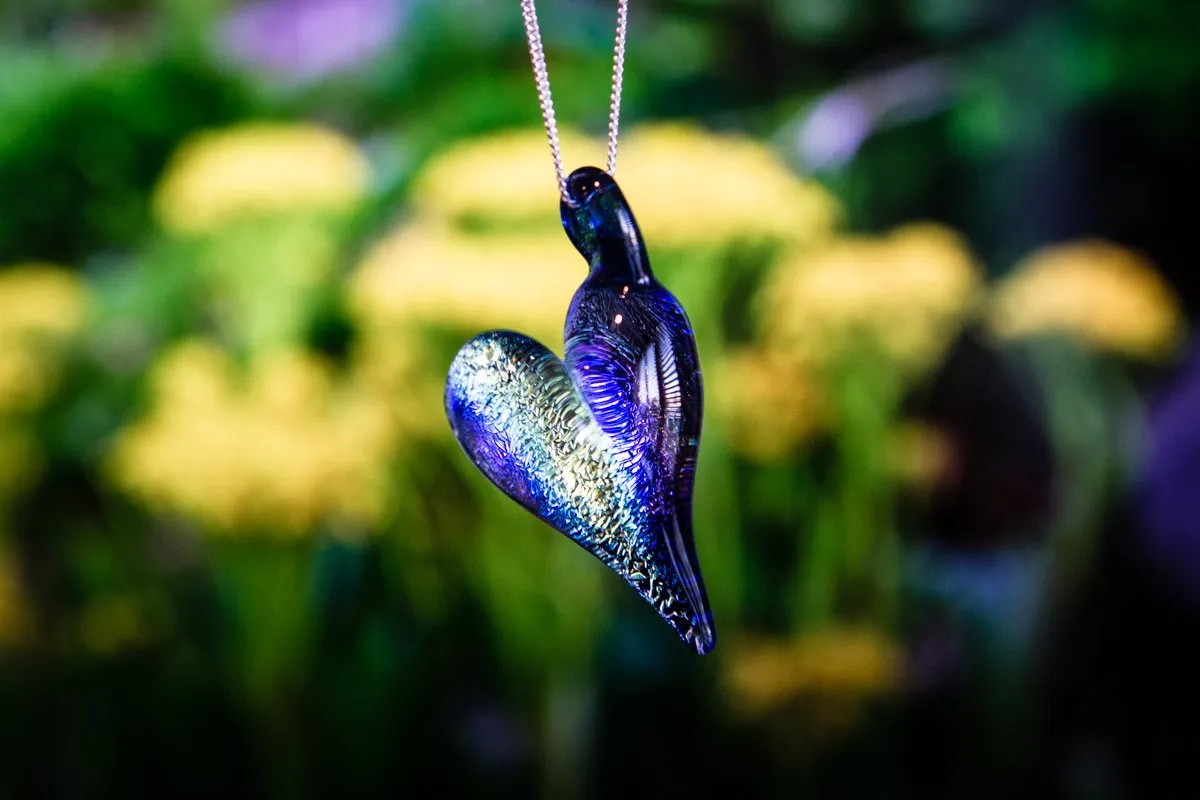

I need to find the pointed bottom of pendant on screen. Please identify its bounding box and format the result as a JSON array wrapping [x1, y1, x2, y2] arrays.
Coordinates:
[[684, 613, 717, 656]]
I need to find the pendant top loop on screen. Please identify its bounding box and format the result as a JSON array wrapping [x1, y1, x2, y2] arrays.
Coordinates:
[[560, 167, 653, 286]]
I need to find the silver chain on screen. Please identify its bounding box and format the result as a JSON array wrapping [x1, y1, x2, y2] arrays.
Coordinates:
[[606, 0, 628, 178], [519, 0, 630, 200]]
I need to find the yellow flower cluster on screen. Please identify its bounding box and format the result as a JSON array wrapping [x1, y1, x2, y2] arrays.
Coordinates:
[[988, 239, 1185, 361], [152, 123, 369, 234], [718, 224, 980, 461], [347, 325, 448, 439], [616, 124, 840, 248], [725, 627, 901, 715], [108, 341, 397, 537], [724, 627, 901, 752], [1, 264, 89, 499], [762, 223, 982, 373], [413, 128, 605, 229], [1, 264, 89, 414], [354, 122, 838, 354], [412, 124, 840, 247], [350, 222, 582, 348]]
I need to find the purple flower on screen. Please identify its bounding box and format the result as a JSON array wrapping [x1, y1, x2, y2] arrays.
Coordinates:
[[796, 58, 954, 171], [797, 92, 872, 170], [219, 0, 406, 83], [1138, 344, 1200, 605]]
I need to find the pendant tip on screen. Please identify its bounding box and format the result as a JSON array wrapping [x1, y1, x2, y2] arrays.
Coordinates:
[[687, 614, 717, 656]]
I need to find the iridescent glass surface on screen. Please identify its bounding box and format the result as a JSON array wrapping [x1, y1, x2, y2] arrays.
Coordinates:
[[445, 167, 715, 654]]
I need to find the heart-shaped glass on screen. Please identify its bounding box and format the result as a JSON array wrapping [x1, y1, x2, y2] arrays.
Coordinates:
[[445, 167, 716, 655]]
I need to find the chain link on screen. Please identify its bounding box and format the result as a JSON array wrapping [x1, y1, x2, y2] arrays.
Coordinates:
[[520, 0, 630, 200], [607, 0, 628, 176]]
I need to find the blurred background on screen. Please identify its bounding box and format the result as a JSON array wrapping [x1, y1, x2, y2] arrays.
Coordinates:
[[2, 0, 1199, 797]]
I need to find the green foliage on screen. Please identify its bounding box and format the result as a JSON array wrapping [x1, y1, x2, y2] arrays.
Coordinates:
[[0, 49, 257, 263]]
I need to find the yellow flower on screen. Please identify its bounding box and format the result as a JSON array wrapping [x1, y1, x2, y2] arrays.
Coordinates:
[[761, 223, 981, 375], [348, 221, 582, 347], [108, 341, 398, 537], [147, 339, 233, 411], [0, 264, 88, 415], [411, 124, 840, 248], [726, 628, 901, 715], [0, 264, 88, 337], [153, 123, 368, 234], [0, 347, 51, 417], [413, 128, 605, 228], [617, 123, 841, 248], [715, 350, 828, 461], [724, 627, 902, 753], [351, 123, 841, 357], [349, 325, 449, 438], [988, 239, 1185, 361]]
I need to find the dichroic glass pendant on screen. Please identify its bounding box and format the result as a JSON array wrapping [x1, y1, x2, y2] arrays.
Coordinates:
[[445, 167, 715, 655]]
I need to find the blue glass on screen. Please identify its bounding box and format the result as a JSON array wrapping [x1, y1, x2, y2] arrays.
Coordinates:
[[445, 166, 715, 655]]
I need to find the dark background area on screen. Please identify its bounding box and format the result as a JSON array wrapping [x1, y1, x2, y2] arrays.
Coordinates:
[[2, 0, 1199, 797]]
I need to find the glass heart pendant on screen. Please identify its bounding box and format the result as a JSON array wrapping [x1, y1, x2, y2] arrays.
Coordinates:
[[445, 167, 715, 655]]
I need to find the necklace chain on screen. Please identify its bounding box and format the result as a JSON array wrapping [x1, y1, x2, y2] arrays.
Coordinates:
[[606, 0, 629, 180], [519, 0, 630, 200]]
